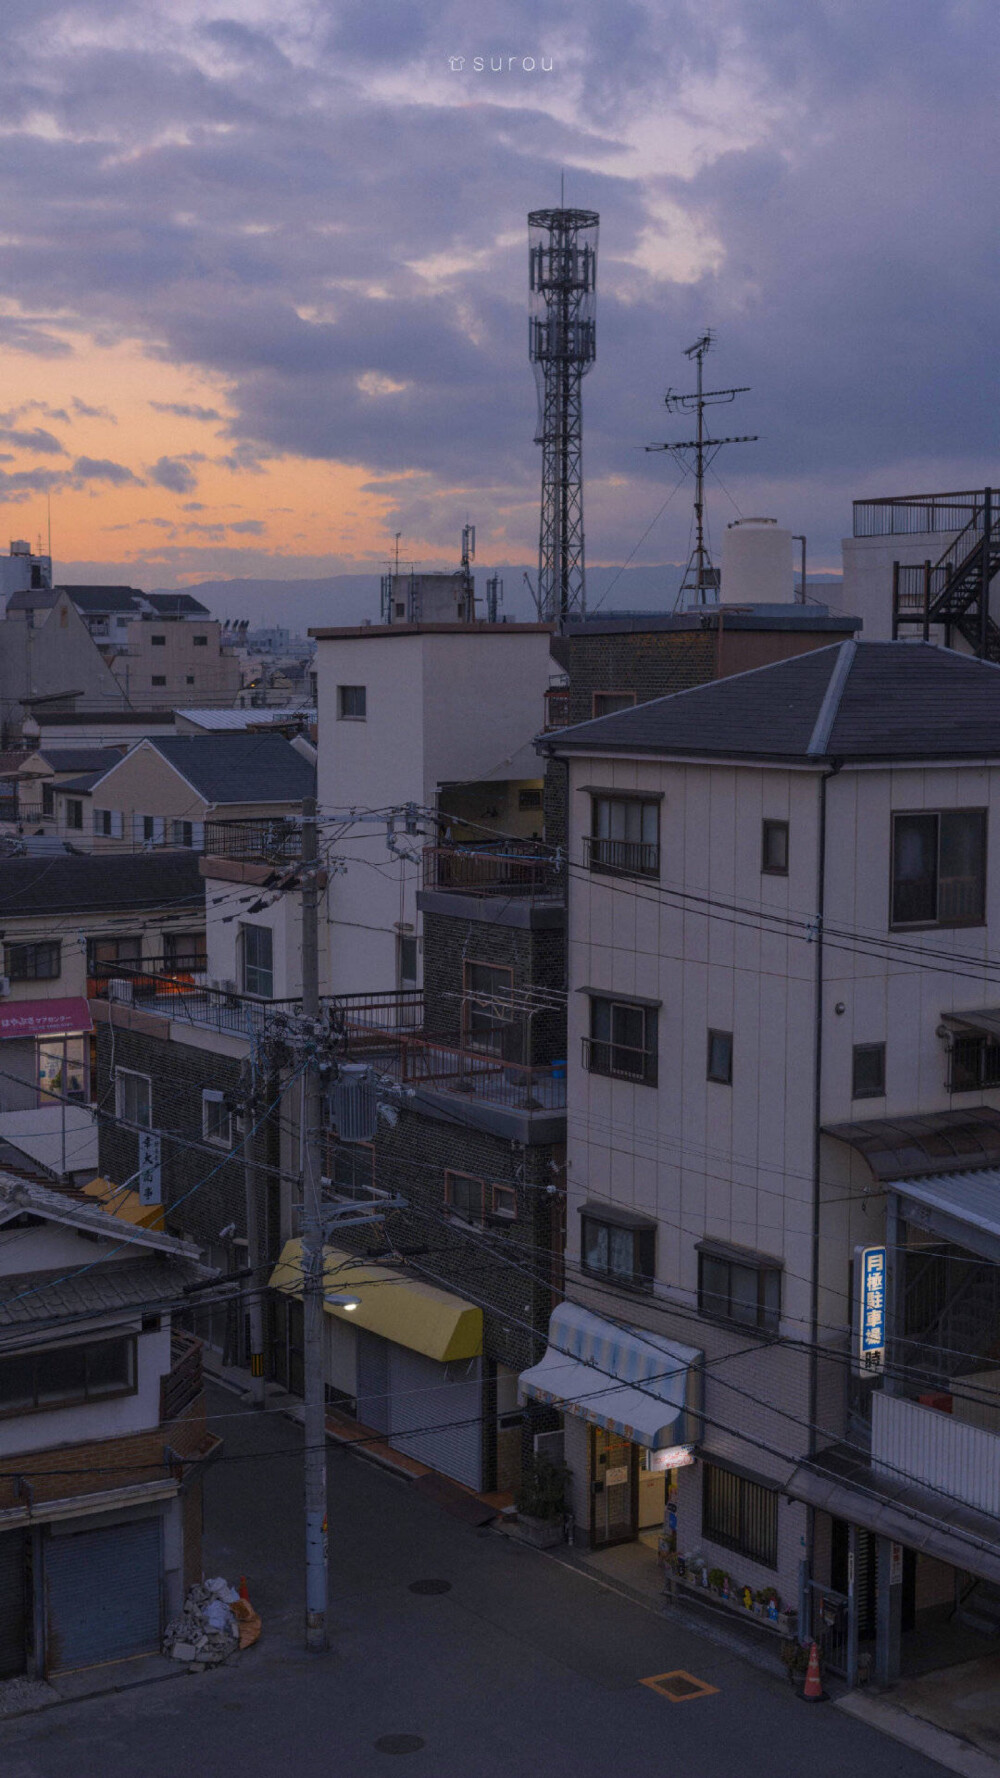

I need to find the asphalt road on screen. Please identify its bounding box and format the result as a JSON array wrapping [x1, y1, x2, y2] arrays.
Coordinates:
[[0, 1387, 947, 1778]]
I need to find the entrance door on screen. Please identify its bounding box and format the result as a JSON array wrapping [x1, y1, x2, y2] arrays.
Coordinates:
[[591, 1427, 636, 1547]]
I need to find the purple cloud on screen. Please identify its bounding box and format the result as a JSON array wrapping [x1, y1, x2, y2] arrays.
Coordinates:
[[148, 455, 199, 494]]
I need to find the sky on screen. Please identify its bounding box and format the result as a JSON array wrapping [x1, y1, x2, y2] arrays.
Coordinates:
[[0, 0, 996, 600]]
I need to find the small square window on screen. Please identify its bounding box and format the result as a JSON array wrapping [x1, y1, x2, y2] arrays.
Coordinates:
[[338, 685, 367, 720], [186, 674, 195, 685], [151, 634, 166, 646], [592, 691, 637, 717], [202, 1090, 232, 1147], [762, 819, 789, 875], [446, 1171, 485, 1224], [116, 1068, 152, 1128], [581, 1213, 655, 1291], [492, 1184, 517, 1220], [518, 788, 543, 811], [151, 675, 167, 687], [707, 1029, 733, 1084], [193, 635, 208, 646], [852, 1041, 886, 1099]]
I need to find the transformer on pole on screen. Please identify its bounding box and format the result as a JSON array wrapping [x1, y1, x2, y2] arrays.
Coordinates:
[[528, 207, 599, 625]]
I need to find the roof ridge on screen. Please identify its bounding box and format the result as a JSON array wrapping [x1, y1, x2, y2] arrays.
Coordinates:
[[807, 638, 857, 756]]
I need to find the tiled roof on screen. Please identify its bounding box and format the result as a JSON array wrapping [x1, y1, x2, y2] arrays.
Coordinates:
[[39, 747, 126, 774], [0, 849, 203, 915], [145, 593, 210, 616], [0, 1254, 207, 1329], [541, 641, 1000, 764], [147, 734, 316, 804]]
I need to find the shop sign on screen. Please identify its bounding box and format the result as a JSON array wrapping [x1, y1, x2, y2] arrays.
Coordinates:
[[605, 1466, 629, 1486], [646, 1446, 695, 1472], [857, 1244, 886, 1376], [890, 1541, 904, 1586], [138, 1131, 162, 1205]]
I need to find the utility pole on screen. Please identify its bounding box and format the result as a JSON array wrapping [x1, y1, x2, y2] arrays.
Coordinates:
[[242, 1061, 266, 1409], [299, 794, 328, 1651]]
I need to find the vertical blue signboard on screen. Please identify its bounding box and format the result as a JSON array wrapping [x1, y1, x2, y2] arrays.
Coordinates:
[[859, 1245, 886, 1375]]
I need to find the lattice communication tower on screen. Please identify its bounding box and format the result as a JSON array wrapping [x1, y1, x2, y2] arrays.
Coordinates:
[[528, 207, 599, 624]]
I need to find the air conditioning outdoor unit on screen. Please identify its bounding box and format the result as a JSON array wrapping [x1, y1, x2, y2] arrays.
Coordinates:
[[107, 978, 134, 1004], [0, 976, 10, 998]]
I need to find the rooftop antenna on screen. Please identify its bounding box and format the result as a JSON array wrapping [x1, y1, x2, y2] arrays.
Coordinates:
[[394, 531, 401, 576], [645, 332, 757, 610], [46, 492, 52, 565]]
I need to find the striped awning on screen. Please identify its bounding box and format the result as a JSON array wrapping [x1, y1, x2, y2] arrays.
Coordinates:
[[519, 1302, 702, 1451]]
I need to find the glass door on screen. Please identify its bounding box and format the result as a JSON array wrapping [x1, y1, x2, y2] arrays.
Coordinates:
[[590, 1426, 636, 1547]]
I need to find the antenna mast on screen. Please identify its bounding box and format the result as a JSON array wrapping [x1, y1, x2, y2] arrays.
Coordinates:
[[646, 332, 757, 609], [528, 205, 599, 626]]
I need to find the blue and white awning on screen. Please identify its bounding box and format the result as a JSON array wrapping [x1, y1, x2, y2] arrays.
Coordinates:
[[519, 1301, 702, 1451]]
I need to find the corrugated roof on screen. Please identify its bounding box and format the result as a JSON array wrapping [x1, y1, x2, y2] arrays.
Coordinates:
[[890, 1167, 1000, 1244], [542, 641, 1000, 764], [174, 708, 315, 731], [0, 849, 203, 915], [824, 1109, 1000, 1179], [146, 734, 315, 804]]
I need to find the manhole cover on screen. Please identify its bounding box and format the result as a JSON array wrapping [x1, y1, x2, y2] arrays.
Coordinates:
[[375, 1735, 426, 1755], [408, 1578, 451, 1595]]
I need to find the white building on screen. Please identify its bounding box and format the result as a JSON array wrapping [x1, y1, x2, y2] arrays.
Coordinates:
[[529, 639, 1000, 1683], [310, 621, 556, 994]]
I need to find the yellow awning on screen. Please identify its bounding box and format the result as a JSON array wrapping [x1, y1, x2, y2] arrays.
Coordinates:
[[83, 1175, 165, 1231], [269, 1239, 482, 1363]]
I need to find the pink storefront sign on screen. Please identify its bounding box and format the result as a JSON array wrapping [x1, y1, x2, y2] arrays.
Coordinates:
[[0, 997, 94, 1040]]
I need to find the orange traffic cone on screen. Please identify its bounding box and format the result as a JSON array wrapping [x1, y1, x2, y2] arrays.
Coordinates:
[[239, 1575, 250, 1602], [802, 1641, 824, 1702]]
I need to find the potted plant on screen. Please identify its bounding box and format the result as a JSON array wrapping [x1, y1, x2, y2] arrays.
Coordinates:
[[708, 1567, 726, 1596], [512, 1453, 570, 1549]]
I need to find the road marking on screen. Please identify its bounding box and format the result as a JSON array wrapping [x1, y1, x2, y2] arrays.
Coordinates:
[[641, 1669, 719, 1701]]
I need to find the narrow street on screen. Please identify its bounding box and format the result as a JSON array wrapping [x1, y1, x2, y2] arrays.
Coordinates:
[[0, 1387, 947, 1778]]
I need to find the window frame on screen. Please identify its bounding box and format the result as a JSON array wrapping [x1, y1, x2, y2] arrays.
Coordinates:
[[0, 1334, 137, 1421], [445, 1169, 486, 1225], [151, 633, 166, 647], [325, 1138, 375, 1201], [706, 1028, 733, 1085], [114, 1066, 152, 1129], [702, 1462, 778, 1569], [65, 798, 83, 831], [240, 921, 274, 998], [698, 1246, 781, 1335], [192, 634, 208, 646], [852, 1041, 886, 1100], [584, 994, 658, 1086], [151, 675, 167, 687], [202, 1089, 232, 1148], [5, 940, 61, 982], [580, 1212, 655, 1293], [592, 690, 638, 718], [462, 959, 516, 1054], [761, 818, 789, 877], [890, 808, 987, 930], [586, 793, 660, 879], [337, 684, 367, 721]]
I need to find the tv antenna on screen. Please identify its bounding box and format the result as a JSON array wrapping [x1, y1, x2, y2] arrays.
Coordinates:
[[645, 332, 757, 609]]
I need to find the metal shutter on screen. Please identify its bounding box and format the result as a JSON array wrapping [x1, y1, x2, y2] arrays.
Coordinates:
[[388, 1346, 482, 1490], [356, 1328, 389, 1433], [0, 1532, 27, 1678], [44, 1516, 162, 1673]]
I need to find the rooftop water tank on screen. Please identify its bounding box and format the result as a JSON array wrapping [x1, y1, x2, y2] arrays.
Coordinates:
[[720, 518, 794, 605]]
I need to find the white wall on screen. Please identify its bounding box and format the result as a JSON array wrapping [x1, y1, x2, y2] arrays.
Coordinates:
[[0, 1322, 170, 1457], [836, 531, 965, 642]]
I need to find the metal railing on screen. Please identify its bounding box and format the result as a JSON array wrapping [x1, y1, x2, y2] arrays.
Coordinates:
[[582, 1035, 658, 1086], [544, 686, 570, 729], [583, 835, 660, 878], [328, 989, 425, 1047], [400, 1036, 566, 1111], [89, 958, 300, 1037], [160, 1329, 203, 1423], [853, 491, 982, 538], [203, 817, 303, 863], [423, 842, 562, 897]]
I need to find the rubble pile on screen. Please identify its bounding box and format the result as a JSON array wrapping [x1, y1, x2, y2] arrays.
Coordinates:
[[163, 1577, 240, 1666]]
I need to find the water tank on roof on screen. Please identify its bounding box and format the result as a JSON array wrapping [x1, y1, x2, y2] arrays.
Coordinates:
[[720, 518, 794, 604]]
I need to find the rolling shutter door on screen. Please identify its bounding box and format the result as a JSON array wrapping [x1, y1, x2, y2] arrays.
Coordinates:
[[388, 1346, 482, 1489], [0, 1532, 27, 1678], [356, 1328, 389, 1433], [44, 1517, 162, 1673]]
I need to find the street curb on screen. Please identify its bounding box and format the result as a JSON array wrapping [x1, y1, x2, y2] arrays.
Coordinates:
[[837, 1690, 1000, 1777], [0, 1660, 187, 1727]]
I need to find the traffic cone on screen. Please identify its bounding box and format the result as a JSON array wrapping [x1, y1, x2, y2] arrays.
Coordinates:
[[239, 1575, 250, 1602], [802, 1641, 825, 1702]]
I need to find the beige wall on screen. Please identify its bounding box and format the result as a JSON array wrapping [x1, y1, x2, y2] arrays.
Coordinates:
[[109, 618, 242, 708]]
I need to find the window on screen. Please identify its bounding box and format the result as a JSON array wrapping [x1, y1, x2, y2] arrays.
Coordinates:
[[5, 941, 60, 981], [950, 1034, 1000, 1092], [171, 820, 194, 847], [707, 1029, 733, 1084], [581, 1212, 655, 1291], [852, 1041, 886, 1099], [151, 675, 167, 687], [463, 960, 517, 1056], [115, 1067, 151, 1127], [338, 685, 367, 720], [185, 675, 195, 685], [94, 808, 112, 836], [193, 634, 208, 646], [0, 1335, 135, 1418], [518, 787, 543, 811], [326, 1140, 375, 1201], [444, 1171, 518, 1225], [702, 1463, 778, 1568], [66, 799, 83, 831], [202, 1090, 232, 1147], [398, 934, 418, 990], [698, 1248, 781, 1333], [587, 795, 659, 878], [87, 935, 140, 973], [761, 819, 789, 876], [891, 809, 986, 927], [584, 995, 658, 1085], [240, 923, 274, 997], [151, 634, 166, 646], [492, 1184, 517, 1220], [395, 602, 405, 617], [41, 783, 54, 816], [592, 691, 637, 718], [164, 930, 207, 971]]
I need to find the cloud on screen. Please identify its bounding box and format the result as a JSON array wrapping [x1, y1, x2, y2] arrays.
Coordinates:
[[72, 396, 116, 421], [71, 456, 143, 485], [150, 401, 224, 421], [0, 426, 65, 453], [147, 455, 199, 493], [228, 519, 266, 534]]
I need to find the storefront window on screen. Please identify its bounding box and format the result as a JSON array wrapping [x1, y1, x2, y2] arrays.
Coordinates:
[[38, 1035, 88, 1104]]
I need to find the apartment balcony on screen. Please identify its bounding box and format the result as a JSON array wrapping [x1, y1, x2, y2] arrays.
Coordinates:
[[89, 958, 300, 1039], [872, 1389, 1000, 1518], [203, 816, 302, 865], [583, 835, 660, 879], [328, 989, 424, 1049], [398, 1036, 566, 1112], [422, 842, 562, 900]]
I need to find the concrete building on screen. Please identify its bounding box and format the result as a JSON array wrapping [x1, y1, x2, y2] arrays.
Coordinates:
[[836, 488, 999, 654], [0, 539, 51, 602], [529, 639, 1000, 1684], [310, 622, 556, 995], [0, 1177, 218, 1680]]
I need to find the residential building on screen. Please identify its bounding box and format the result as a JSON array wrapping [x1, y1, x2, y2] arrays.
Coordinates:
[[529, 639, 1000, 1685], [53, 732, 315, 854], [310, 621, 556, 994], [0, 1176, 219, 1680], [836, 487, 999, 655], [0, 851, 204, 1180], [0, 538, 51, 603], [8, 746, 127, 828]]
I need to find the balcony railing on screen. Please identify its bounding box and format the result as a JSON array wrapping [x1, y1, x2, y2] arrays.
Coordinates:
[[160, 1329, 203, 1423], [582, 1034, 658, 1086], [423, 842, 562, 898], [544, 686, 570, 730], [203, 817, 302, 864], [399, 1036, 566, 1112], [853, 491, 982, 538], [328, 989, 425, 1049], [583, 835, 660, 878], [90, 958, 300, 1037]]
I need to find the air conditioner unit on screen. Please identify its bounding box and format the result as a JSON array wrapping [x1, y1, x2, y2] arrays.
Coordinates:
[[107, 978, 134, 1004], [0, 976, 10, 998]]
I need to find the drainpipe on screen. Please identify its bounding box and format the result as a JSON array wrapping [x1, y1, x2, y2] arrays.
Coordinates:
[[806, 762, 839, 1600]]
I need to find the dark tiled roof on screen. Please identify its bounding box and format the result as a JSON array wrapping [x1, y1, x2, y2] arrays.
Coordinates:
[[149, 734, 316, 804], [145, 592, 210, 616], [52, 772, 100, 793], [39, 747, 126, 775], [541, 641, 1000, 764], [0, 849, 203, 916], [0, 1255, 206, 1328], [55, 585, 145, 614]]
